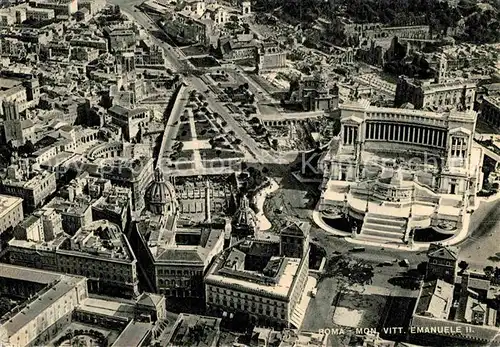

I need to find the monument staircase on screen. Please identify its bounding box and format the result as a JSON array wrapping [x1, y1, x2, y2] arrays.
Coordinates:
[[359, 212, 407, 243]]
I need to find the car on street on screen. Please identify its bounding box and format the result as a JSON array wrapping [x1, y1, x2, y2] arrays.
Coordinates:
[[310, 288, 317, 297], [349, 247, 366, 252], [400, 259, 410, 267]]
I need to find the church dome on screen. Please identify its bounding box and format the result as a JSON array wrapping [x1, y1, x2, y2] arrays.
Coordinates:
[[231, 195, 258, 235], [145, 168, 177, 215]]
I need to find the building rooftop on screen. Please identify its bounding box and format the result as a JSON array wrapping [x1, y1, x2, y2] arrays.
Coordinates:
[[0, 263, 61, 284], [9, 233, 67, 251], [2, 170, 54, 190], [112, 321, 153, 347], [0, 78, 22, 91], [165, 313, 221, 347], [415, 280, 453, 319], [140, 220, 224, 265], [278, 330, 327, 347], [88, 156, 152, 180], [46, 196, 91, 216], [92, 192, 129, 216], [484, 96, 500, 108], [206, 253, 300, 298], [61, 220, 135, 262], [427, 243, 458, 261], [78, 297, 135, 319], [0, 195, 23, 219], [1, 274, 85, 337], [341, 98, 476, 121]]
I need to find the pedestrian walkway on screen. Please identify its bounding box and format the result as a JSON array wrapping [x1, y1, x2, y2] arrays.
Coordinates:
[[187, 109, 203, 171]]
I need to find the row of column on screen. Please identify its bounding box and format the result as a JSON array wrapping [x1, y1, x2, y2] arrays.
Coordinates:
[[364, 122, 447, 148], [450, 136, 468, 158], [343, 126, 358, 145]]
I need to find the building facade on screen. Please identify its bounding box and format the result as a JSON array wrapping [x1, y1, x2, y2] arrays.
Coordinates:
[[0, 264, 88, 347], [108, 105, 150, 141], [395, 76, 476, 111], [6, 220, 139, 298], [284, 73, 337, 112], [131, 169, 225, 298], [1, 166, 57, 213], [0, 195, 24, 236], [425, 243, 458, 284], [204, 221, 310, 329], [318, 99, 482, 244], [257, 42, 287, 72], [479, 96, 500, 130]]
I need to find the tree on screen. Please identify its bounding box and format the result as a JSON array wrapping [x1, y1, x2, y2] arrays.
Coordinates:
[[494, 267, 500, 285], [458, 260, 469, 273], [0, 297, 12, 315], [19, 140, 35, 156], [484, 265, 494, 278]]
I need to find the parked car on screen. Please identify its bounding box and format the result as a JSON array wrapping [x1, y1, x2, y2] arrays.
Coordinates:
[[310, 288, 317, 297], [349, 247, 366, 252]]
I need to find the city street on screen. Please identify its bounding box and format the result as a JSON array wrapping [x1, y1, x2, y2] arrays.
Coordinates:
[[157, 86, 190, 165], [109, 0, 287, 165], [109, 0, 185, 71], [456, 198, 500, 271]]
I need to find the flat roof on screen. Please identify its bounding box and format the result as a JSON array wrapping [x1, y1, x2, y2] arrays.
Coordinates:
[[2, 276, 85, 337], [112, 321, 152, 347], [484, 96, 500, 108], [2, 171, 54, 190], [206, 258, 300, 298], [0, 263, 61, 284], [78, 297, 135, 319], [167, 313, 220, 346], [0, 78, 22, 90], [341, 99, 476, 121], [0, 195, 23, 219]]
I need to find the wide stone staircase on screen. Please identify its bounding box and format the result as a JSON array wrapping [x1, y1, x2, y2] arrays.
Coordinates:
[[290, 304, 306, 329], [359, 212, 407, 243]]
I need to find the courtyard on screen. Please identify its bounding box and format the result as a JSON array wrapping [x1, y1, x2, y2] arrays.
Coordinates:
[[49, 322, 121, 347]]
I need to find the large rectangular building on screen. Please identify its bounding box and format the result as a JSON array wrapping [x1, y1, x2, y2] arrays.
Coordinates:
[[28, 0, 78, 16], [204, 221, 311, 329], [6, 220, 139, 298], [0, 195, 24, 236], [1, 168, 56, 213], [479, 96, 500, 129], [0, 264, 88, 347], [318, 99, 483, 244], [395, 76, 476, 111], [0, 264, 165, 347]]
